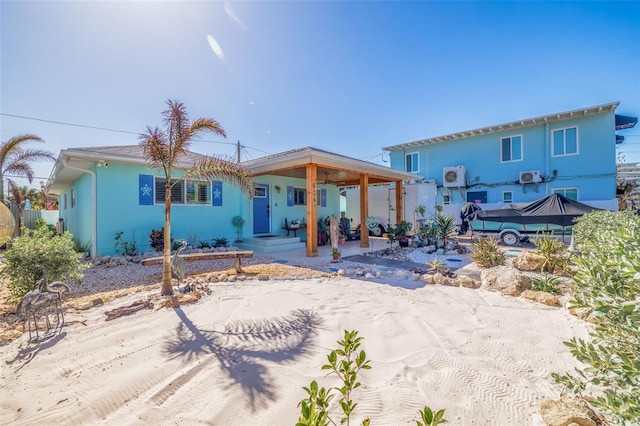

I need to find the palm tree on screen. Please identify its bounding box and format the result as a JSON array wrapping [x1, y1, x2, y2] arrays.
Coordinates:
[[139, 99, 253, 296], [0, 134, 55, 203]]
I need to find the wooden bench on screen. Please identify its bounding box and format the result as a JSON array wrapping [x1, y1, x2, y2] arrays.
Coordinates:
[[140, 251, 254, 273]]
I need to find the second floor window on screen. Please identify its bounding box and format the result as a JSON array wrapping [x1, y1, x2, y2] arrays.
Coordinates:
[[501, 135, 522, 162], [553, 187, 578, 201], [405, 152, 419, 173], [552, 126, 578, 156], [502, 191, 513, 204]]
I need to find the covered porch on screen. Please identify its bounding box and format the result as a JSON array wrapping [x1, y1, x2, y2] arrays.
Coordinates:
[[244, 147, 418, 257]]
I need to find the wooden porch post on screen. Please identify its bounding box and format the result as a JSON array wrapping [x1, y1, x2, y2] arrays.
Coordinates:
[[359, 174, 369, 248], [395, 180, 403, 225], [306, 164, 318, 257]]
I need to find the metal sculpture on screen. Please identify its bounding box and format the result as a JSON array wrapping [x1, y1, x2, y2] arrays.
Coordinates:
[[16, 267, 69, 341], [171, 239, 188, 291]]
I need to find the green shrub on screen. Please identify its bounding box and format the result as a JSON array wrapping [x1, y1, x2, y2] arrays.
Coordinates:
[[530, 274, 562, 294], [149, 228, 164, 252], [552, 211, 640, 423], [197, 240, 211, 249], [434, 214, 455, 247], [532, 233, 568, 273], [213, 237, 228, 248], [297, 330, 446, 426], [114, 231, 138, 256], [72, 237, 91, 253], [470, 237, 506, 268], [2, 224, 87, 298], [150, 227, 176, 252]]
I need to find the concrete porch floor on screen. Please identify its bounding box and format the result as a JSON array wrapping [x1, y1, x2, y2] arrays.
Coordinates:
[[262, 237, 388, 268]]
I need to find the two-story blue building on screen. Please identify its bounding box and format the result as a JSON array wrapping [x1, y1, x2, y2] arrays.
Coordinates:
[[383, 101, 628, 220]]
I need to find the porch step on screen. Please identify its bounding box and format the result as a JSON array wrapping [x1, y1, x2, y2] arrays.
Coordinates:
[[235, 236, 306, 253]]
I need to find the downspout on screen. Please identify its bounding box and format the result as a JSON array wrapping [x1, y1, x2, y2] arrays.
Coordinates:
[[62, 157, 97, 259], [544, 121, 550, 195]]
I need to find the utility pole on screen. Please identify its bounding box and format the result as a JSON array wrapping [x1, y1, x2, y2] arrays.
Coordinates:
[[236, 140, 241, 163]]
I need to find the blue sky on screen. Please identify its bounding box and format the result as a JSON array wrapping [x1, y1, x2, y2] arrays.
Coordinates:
[[2, 1, 639, 190]]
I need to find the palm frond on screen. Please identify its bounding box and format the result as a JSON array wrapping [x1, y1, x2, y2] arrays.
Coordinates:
[[188, 118, 227, 139], [7, 180, 23, 207], [4, 162, 35, 182], [0, 134, 44, 163], [163, 100, 191, 155], [1, 146, 55, 175], [139, 126, 169, 172], [184, 156, 253, 196]]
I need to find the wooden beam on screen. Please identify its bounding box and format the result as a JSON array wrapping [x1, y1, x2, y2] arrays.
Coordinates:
[[395, 180, 403, 225], [360, 174, 369, 248], [306, 164, 318, 257]]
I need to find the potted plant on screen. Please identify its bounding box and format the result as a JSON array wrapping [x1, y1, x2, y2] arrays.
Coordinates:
[[332, 247, 340, 261], [397, 220, 413, 248], [231, 216, 245, 243]]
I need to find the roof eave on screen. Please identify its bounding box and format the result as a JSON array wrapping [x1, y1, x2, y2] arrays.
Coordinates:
[[383, 101, 621, 151]]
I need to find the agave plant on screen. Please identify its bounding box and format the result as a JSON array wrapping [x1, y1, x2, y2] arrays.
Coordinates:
[[434, 214, 456, 247]]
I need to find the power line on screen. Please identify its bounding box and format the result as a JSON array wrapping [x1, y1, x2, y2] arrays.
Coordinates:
[[2, 112, 256, 149], [1, 112, 141, 135]]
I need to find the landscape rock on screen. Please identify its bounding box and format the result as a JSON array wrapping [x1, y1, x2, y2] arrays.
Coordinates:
[[365, 272, 375, 279], [481, 266, 532, 296], [455, 275, 480, 289], [521, 290, 560, 306], [539, 397, 600, 426], [512, 252, 546, 271]]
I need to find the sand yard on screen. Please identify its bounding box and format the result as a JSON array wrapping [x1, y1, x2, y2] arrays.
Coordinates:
[[1, 258, 590, 425]]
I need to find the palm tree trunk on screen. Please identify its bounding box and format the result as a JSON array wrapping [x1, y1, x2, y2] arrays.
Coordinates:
[[161, 190, 174, 295]]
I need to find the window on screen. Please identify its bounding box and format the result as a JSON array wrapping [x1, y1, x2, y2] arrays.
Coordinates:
[[155, 178, 211, 205], [502, 191, 513, 204], [442, 193, 451, 205], [552, 126, 578, 156], [500, 135, 523, 162], [70, 188, 75, 208], [553, 187, 578, 201], [293, 187, 306, 206], [64, 193, 67, 210], [405, 152, 419, 173], [186, 182, 211, 205], [467, 191, 487, 204], [254, 186, 267, 198]]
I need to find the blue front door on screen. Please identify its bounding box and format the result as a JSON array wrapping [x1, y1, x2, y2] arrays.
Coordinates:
[[253, 183, 270, 234]]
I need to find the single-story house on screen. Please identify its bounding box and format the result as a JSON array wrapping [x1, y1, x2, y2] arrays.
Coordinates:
[[46, 146, 417, 257]]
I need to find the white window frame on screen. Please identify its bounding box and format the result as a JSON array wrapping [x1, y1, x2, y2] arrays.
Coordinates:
[[502, 190, 513, 204], [552, 187, 578, 200], [551, 126, 579, 157], [405, 152, 419, 173], [442, 192, 451, 205], [70, 188, 76, 208], [500, 134, 523, 163], [154, 177, 211, 205]]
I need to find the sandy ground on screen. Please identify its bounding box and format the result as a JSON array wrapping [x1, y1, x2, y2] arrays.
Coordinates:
[[0, 270, 589, 425]]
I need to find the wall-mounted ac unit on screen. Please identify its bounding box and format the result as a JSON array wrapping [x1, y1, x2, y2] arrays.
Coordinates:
[[519, 170, 542, 184], [443, 166, 466, 187]]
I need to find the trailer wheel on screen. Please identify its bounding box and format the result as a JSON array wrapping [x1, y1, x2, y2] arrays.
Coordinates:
[[500, 231, 520, 246], [370, 224, 385, 237]]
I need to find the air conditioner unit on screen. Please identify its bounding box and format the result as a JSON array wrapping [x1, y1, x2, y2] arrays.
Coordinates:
[[443, 166, 466, 187], [519, 170, 542, 184]]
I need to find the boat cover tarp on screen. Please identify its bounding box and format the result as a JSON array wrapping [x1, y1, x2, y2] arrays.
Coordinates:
[[474, 193, 600, 227]]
